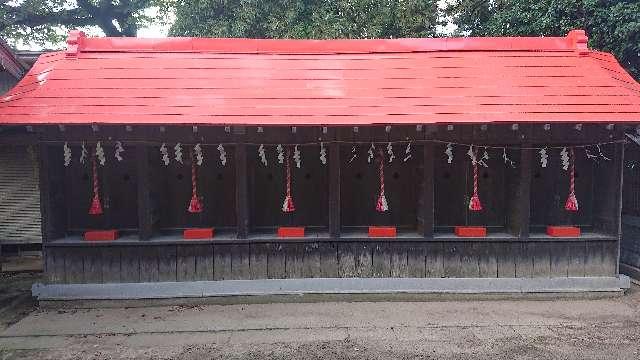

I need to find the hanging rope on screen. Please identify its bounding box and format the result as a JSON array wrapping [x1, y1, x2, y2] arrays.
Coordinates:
[[88, 153, 103, 215], [187, 148, 203, 213], [565, 148, 579, 212], [282, 147, 295, 213], [376, 149, 389, 212], [469, 148, 483, 211]]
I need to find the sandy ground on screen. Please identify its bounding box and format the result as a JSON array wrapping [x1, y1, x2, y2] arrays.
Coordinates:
[[0, 277, 639, 359]]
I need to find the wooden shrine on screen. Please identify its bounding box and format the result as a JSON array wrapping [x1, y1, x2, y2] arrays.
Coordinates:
[[0, 30, 637, 297]]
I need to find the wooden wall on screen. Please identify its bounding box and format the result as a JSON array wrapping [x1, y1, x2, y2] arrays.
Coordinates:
[[44, 240, 618, 284]]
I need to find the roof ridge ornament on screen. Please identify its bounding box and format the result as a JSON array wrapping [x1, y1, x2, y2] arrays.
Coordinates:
[[66, 30, 86, 58], [567, 29, 589, 56]]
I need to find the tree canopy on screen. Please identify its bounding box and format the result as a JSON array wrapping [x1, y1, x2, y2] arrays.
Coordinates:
[[445, 0, 640, 79], [169, 0, 440, 39], [1, 0, 168, 47]]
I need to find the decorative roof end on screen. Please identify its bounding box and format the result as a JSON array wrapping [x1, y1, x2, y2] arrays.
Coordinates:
[[66, 30, 86, 58], [567, 29, 589, 56]]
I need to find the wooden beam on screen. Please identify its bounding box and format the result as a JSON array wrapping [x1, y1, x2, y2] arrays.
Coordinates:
[[329, 142, 340, 238], [235, 143, 249, 238], [421, 143, 434, 237], [136, 145, 153, 240]]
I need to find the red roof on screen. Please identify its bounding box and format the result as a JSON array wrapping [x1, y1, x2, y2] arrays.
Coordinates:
[[1, 30, 639, 125]]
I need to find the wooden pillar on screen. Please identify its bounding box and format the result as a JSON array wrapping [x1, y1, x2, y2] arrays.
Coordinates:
[[137, 145, 153, 240], [329, 142, 340, 238], [421, 143, 434, 237], [236, 143, 249, 238], [514, 146, 532, 239], [614, 141, 625, 274], [38, 143, 54, 242]]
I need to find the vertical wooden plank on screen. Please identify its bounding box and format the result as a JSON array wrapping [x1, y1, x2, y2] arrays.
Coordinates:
[[497, 243, 517, 278], [585, 241, 613, 277], [514, 148, 532, 238], [121, 247, 142, 283], [549, 242, 569, 277], [235, 143, 249, 238], [425, 242, 444, 278], [478, 243, 498, 278], [328, 142, 340, 238], [230, 244, 250, 279], [353, 243, 373, 277], [158, 245, 177, 282], [194, 244, 214, 281], [531, 242, 551, 277], [213, 244, 232, 280], [443, 243, 460, 277], [515, 243, 534, 278], [284, 243, 304, 279], [372, 243, 391, 277], [83, 247, 103, 284], [64, 248, 84, 284], [177, 245, 197, 281], [390, 243, 409, 277], [338, 243, 357, 277], [140, 246, 159, 282], [567, 241, 586, 277], [320, 242, 339, 278], [46, 247, 66, 284], [422, 143, 434, 237], [137, 146, 153, 240], [101, 247, 121, 283], [302, 243, 322, 278], [458, 243, 479, 277], [407, 242, 427, 278], [268, 243, 286, 279], [602, 241, 618, 276], [250, 243, 269, 280]]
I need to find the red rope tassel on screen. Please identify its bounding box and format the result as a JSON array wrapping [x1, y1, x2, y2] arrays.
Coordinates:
[[88, 154, 103, 215], [376, 149, 389, 212], [282, 147, 295, 213], [565, 148, 579, 212], [468, 149, 483, 211], [188, 148, 203, 213]]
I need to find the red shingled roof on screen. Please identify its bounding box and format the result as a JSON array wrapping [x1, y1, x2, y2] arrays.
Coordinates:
[[0, 30, 639, 125]]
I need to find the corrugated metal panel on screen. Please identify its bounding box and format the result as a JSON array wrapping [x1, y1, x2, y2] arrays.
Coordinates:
[[0, 145, 42, 243]]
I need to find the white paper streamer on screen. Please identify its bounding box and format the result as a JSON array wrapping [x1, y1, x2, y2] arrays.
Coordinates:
[[445, 143, 453, 164], [63, 142, 72, 167], [478, 147, 489, 168], [258, 144, 267, 166], [79, 141, 88, 164], [502, 148, 515, 168], [597, 144, 611, 161], [387, 142, 395, 163], [276, 144, 284, 164], [293, 145, 301, 168], [367, 143, 375, 163], [96, 141, 106, 166], [217, 144, 227, 166], [585, 147, 598, 161], [540, 147, 548, 168], [349, 146, 357, 163], [467, 145, 477, 165], [174, 143, 184, 164], [319, 142, 327, 165], [194, 143, 204, 166], [160, 143, 170, 166], [403, 142, 412, 162], [114, 141, 125, 162], [560, 147, 569, 171]]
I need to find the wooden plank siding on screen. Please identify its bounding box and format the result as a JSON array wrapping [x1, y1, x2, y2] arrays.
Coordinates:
[[44, 240, 618, 283]]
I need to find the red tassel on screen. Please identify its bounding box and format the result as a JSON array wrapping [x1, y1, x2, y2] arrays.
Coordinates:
[[565, 148, 579, 212], [188, 149, 203, 213], [88, 155, 103, 215], [468, 149, 482, 211], [282, 148, 295, 213]]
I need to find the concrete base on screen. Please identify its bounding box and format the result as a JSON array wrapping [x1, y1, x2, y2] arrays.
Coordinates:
[[621, 263, 640, 283], [33, 276, 631, 304]]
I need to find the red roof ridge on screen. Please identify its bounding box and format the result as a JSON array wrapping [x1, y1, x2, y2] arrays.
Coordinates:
[[64, 29, 591, 56]]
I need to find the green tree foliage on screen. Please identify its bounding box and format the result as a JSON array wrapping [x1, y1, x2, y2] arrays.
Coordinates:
[[169, 0, 440, 39], [1, 0, 168, 47], [445, 0, 640, 79]]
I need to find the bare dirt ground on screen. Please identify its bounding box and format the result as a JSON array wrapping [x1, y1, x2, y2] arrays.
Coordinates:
[[0, 278, 639, 360]]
